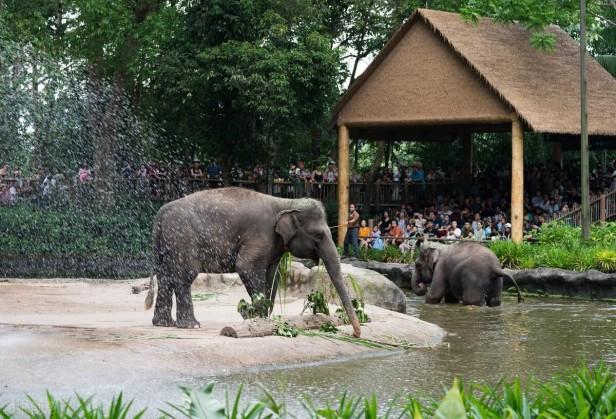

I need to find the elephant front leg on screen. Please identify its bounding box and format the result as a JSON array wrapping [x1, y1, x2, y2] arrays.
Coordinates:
[[152, 276, 176, 327], [175, 281, 200, 329]]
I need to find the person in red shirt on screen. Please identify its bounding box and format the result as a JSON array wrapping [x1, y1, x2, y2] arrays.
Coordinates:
[[388, 219, 404, 247]]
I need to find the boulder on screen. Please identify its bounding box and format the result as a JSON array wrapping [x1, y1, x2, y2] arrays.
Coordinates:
[[504, 268, 616, 299], [340, 259, 413, 288], [286, 262, 407, 313]]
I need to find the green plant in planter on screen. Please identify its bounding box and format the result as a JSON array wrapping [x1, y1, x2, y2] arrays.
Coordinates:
[[304, 290, 330, 315], [237, 293, 273, 319]]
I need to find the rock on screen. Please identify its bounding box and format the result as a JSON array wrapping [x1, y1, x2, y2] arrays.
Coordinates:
[[504, 268, 616, 299], [341, 259, 413, 288], [286, 262, 407, 313], [193, 273, 242, 291]]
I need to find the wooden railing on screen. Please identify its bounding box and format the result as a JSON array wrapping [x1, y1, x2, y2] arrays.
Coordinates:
[[551, 187, 616, 226], [0, 177, 460, 210]]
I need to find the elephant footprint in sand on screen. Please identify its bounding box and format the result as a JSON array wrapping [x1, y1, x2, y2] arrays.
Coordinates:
[[412, 242, 523, 306], [144, 187, 362, 337]]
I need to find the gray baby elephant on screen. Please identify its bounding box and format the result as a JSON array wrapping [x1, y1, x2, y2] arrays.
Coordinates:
[[412, 242, 522, 305], [145, 187, 361, 337]]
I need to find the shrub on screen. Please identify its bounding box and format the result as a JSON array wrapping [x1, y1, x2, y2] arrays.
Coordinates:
[[594, 249, 616, 272]]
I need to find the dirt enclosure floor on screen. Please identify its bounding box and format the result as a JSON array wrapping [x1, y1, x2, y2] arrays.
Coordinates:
[[0, 278, 444, 411]]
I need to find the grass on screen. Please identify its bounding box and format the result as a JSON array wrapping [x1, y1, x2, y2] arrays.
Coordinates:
[[1, 364, 614, 418]]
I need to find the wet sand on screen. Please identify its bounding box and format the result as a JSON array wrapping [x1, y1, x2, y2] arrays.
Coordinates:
[[0, 278, 444, 411]]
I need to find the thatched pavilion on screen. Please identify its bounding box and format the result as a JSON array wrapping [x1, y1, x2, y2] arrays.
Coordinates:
[[331, 8, 616, 244]]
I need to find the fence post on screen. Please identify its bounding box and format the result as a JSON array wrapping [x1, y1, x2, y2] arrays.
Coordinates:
[[599, 192, 606, 223]]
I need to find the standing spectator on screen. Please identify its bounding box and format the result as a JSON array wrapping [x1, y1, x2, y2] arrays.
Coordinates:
[[343, 203, 360, 257], [325, 162, 337, 183], [13, 165, 23, 189]]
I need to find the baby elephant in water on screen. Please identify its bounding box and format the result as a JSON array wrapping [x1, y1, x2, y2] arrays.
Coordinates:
[[411, 242, 522, 305]]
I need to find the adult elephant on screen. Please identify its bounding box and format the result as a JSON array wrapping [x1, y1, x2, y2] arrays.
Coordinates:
[[144, 187, 361, 337], [411, 242, 523, 306]]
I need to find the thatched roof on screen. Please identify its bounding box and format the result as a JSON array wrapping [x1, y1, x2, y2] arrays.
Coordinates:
[[331, 8, 616, 137]]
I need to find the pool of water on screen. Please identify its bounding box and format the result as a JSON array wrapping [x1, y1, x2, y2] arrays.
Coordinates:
[[202, 295, 616, 411]]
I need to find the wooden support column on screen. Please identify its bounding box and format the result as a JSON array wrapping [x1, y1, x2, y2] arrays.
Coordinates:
[[462, 133, 473, 178], [337, 124, 350, 247], [511, 118, 524, 243]]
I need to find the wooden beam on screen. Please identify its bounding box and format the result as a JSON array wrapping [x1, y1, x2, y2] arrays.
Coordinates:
[[338, 125, 350, 247], [511, 118, 524, 243]]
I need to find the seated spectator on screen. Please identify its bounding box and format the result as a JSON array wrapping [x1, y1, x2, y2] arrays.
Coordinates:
[[462, 222, 474, 239], [447, 221, 461, 239], [423, 221, 437, 237], [388, 220, 404, 246], [206, 160, 222, 179], [190, 161, 204, 178], [78, 161, 92, 183], [370, 226, 385, 250], [378, 211, 391, 235], [0, 164, 8, 178], [359, 220, 372, 248], [501, 223, 512, 239], [473, 221, 486, 240]]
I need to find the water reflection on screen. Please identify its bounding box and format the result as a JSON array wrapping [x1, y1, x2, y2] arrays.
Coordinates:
[[203, 295, 616, 412]]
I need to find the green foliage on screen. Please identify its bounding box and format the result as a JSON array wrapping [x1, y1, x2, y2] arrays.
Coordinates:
[[319, 321, 339, 333], [4, 365, 615, 418], [490, 222, 616, 273], [15, 391, 144, 419], [357, 245, 415, 264], [273, 322, 299, 338], [336, 298, 369, 324], [0, 203, 157, 257], [304, 290, 330, 315], [237, 293, 273, 320], [595, 249, 616, 273]]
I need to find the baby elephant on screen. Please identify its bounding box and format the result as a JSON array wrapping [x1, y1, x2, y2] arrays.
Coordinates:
[[412, 242, 522, 305]]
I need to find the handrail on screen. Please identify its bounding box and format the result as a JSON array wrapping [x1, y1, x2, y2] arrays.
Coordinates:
[[551, 186, 616, 226]]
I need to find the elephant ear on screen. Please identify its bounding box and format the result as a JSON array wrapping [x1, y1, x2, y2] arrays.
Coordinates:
[[275, 209, 302, 247], [428, 248, 441, 271]]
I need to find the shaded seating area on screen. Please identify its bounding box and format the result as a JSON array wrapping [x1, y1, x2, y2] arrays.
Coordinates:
[[331, 8, 616, 244]]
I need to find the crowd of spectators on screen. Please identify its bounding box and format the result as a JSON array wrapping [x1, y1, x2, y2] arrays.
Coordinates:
[[1, 157, 615, 237]]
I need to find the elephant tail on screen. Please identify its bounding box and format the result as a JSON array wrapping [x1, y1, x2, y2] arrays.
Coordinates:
[[497, 269, 523, 303], [144, 273, 156, 310]]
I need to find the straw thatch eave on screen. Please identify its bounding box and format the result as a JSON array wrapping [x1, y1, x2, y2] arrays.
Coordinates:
[[330, 8, 616, 138]]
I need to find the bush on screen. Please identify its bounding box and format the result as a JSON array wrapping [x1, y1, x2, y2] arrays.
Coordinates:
[[0, 203, 158, 257], [490, 222, 616, 273]]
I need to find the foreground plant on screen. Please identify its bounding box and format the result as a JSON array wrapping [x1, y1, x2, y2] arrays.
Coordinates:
[[2, 365, 614, 418]]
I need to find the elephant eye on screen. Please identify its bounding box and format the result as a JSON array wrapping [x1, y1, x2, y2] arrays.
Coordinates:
[[315, 232, 324, 241]]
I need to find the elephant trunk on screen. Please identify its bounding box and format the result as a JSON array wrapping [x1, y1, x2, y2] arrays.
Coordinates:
[[411, 267, 427, 296], [320, 240, 362, 338]]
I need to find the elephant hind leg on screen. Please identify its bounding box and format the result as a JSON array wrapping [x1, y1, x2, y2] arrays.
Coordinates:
[[175, 272, 200, 329], [152, 274, 175, 327], [487, 276, 503, 307]]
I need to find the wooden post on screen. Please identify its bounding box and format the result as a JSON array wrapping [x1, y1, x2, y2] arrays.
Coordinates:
[[511, 118, 524, 243], [338, 125, 350, 247], [462, 133, 473, 178], [599, 192, 606, 223]]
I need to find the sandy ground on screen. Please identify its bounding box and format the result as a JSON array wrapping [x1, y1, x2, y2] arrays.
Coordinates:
[[0, 278, 444, 411]]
